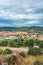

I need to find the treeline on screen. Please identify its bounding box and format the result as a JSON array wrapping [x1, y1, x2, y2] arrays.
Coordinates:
[[0, 27, 43, 33], [0, 38, 43, 48]]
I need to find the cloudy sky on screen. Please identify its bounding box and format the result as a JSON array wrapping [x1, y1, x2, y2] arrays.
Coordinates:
[[0, 0, 43, 27]]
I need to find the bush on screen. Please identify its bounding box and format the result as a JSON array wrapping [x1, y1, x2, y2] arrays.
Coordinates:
[[33, 61, 43, 65], [39, 41, 43, 49], [0, 49, 3, 55], [28, 47, 41, 55], [34, 39, 40, 45], [3, 49, 12, 54], [19, 51, 26, 57]]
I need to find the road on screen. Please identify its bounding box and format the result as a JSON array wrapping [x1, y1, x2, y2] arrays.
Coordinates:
[[0, 46, 28, 52]]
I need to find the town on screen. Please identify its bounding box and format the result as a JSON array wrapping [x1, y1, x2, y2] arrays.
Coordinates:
[[0, 31, 43, 40]]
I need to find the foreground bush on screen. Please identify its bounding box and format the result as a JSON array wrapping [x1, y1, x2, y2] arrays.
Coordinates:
[[0, 49, 3, 55], [39, 41, 43, 49], [28, 47, 41, 55], [19, 51, 26, 57], [3, 49, 12, 54], [33, 61, 43, 65]]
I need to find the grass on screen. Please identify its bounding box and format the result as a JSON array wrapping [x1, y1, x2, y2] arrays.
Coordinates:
[[0, 50, 43, 65], [21, 54, 43, 65]]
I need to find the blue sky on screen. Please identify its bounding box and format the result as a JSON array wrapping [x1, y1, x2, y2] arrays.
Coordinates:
[[0, 0, 43, 27]]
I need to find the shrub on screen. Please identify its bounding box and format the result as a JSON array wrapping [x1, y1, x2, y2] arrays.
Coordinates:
[[33, 61, 43, 65], [39, 41, 43, 49], [34, 39, 40, 45], [0, 49, 3, 55], [28, 47, 41, 55], [19, 51, 26, 57], [3, 49, 12, 54]]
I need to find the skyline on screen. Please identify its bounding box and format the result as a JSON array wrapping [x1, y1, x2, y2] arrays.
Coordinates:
[[0, 0, 43, 27]]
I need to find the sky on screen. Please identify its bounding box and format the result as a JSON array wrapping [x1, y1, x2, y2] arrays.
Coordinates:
[[0, 0, 43, 27]]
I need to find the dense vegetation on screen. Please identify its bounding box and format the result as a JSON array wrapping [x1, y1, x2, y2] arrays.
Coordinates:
[[0, 38, 34, 47], [0, 38, 43, 48]]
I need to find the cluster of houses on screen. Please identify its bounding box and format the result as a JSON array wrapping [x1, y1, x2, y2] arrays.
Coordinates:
[[0, 31, 43, 40], [0, 31, 27, 39]]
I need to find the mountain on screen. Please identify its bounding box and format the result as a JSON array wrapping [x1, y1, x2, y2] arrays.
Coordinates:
[[0, 26, 43, 34]]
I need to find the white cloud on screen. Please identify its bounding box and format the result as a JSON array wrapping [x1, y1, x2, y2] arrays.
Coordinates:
[[26, 14, 43, 20], [25, 9, 33, 13], [0, 0, 10, 7], [0, 9, 43, 20], [0, 23, 11, 27], [0, 0, 43, 27], [26, 21, 38, 24], [0, 0, 43, 8]]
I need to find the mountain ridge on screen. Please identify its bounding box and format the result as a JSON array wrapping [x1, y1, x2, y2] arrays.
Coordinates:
[[0, 26, 43, 34]]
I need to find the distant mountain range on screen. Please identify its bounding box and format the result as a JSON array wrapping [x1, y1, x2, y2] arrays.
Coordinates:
[[0, 26, 43, 34]]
